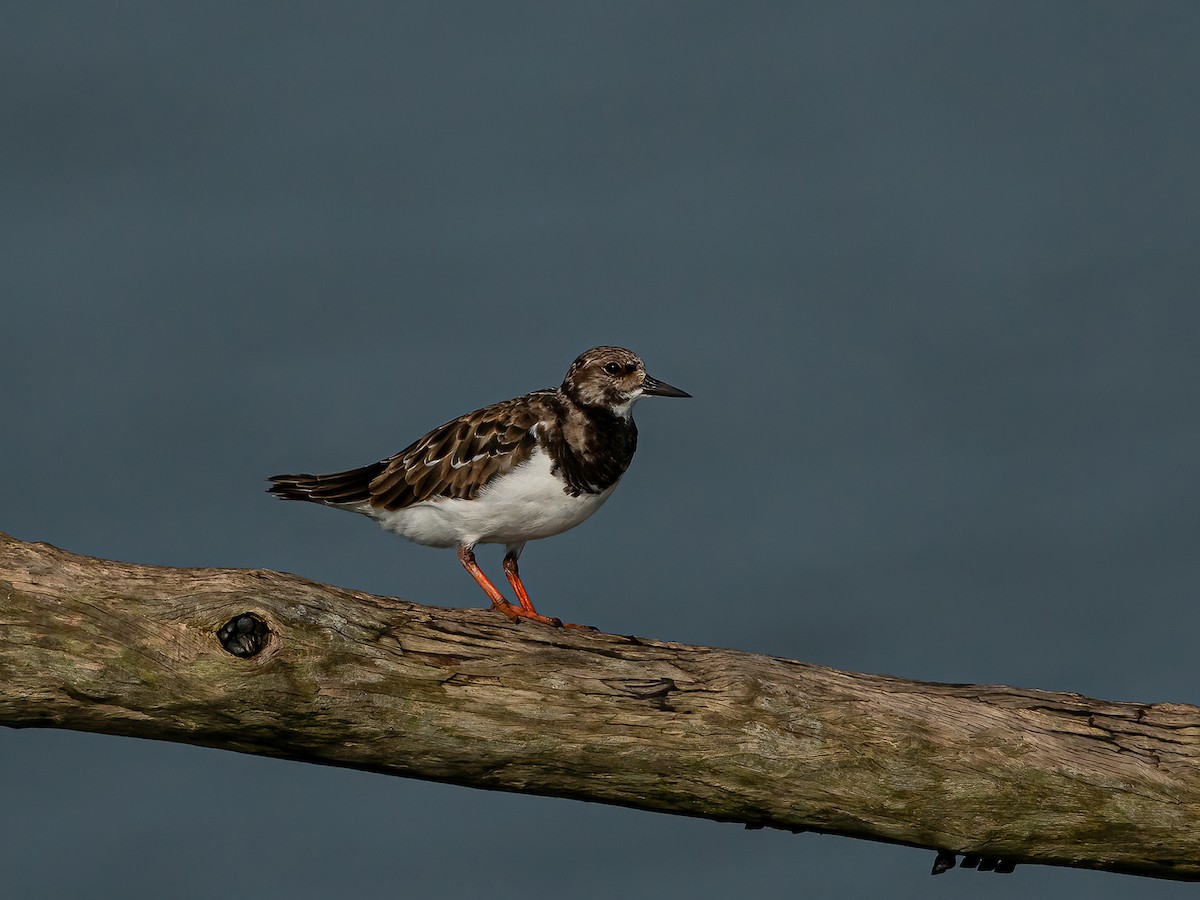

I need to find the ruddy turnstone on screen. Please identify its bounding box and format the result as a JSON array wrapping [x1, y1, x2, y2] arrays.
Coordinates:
[[268, 346, 690, 628]]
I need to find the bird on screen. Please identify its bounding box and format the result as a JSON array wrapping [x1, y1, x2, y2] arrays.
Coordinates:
[[267, 346, 691, 628]]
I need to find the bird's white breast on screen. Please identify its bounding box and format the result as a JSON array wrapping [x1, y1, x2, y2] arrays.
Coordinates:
[[363, 448, 617, 548]]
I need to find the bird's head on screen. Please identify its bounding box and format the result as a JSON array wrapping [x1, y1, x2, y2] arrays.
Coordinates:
[[562, 346, 691, 417]]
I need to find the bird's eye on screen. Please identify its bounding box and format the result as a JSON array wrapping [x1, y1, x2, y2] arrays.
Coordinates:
[[603, 362, 622, 375]]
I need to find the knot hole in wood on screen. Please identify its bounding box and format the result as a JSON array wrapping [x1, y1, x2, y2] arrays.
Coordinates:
[[217, 612, 271, 658]]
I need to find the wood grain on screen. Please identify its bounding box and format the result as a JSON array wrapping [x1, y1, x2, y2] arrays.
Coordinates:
[[1, 531, 1197, 880]]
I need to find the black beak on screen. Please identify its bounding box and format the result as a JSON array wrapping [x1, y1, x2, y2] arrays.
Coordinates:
[[642, 373, 692, 398]]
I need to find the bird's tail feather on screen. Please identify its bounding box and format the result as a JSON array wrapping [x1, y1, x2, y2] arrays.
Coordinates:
[[267, 461, 387, 506]]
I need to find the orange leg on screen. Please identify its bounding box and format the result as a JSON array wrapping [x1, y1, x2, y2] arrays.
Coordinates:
[[502, 551, 538, 613], [501, 548, 597, 632], [457, 544, 563, 627]]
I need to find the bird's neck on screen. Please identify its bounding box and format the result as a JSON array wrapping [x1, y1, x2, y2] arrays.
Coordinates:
[[541, 390, 639, 496]]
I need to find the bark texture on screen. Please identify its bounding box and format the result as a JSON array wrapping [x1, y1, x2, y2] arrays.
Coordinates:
[[1, 531, 1198, 880]]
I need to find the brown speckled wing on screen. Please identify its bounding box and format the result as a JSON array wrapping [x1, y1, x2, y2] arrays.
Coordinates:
[[366, 393, 550, 510], [268, 391, 554, 511]]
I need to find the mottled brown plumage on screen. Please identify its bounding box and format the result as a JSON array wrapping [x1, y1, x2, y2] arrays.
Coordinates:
[[268, 347, 673, 511]]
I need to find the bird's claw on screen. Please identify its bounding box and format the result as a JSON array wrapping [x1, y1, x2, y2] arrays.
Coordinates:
[[562, 621, 599, 632]]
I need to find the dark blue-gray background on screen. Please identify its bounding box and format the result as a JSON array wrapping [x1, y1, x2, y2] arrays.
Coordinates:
[[3, 3, 1198, 897]]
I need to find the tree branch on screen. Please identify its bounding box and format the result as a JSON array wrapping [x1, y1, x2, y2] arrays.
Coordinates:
[[2, 531, 1197, 880]]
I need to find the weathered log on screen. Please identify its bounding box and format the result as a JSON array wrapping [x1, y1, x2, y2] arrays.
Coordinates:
[[1, 531, 1197, 880]]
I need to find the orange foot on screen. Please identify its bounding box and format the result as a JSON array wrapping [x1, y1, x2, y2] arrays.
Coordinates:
[[489, 596, 597, 631]]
